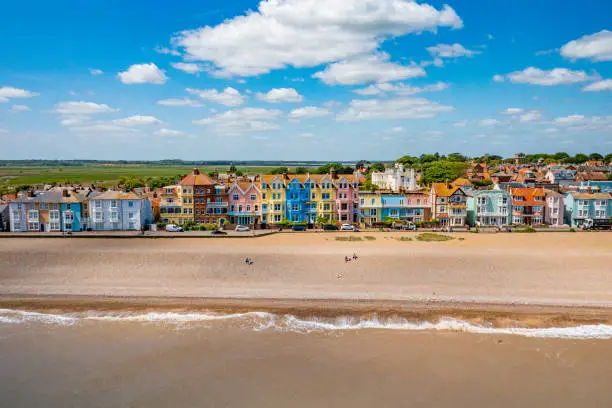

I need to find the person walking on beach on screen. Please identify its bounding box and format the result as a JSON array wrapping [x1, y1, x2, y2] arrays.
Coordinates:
[[352, 253, 358, 260]]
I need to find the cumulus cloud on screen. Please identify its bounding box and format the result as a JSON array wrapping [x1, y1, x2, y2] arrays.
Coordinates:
[[288, 106, 331, 119], [113, 115, 163, 126], [519, 110, 541, 122], [154, 128, 184, 136], [336, 97, 453, 121], [426, 43, 478, 58], [492, 74, 505, 83], [551, 115, 612, 132], [582, 79, 612, 92], [0, 86, 39, 102], [561, 30, 612, 62], [171, 62, 206, 74], [313, 53, 425, 85], [479, 119, 501, 126], [9, 105, 30, 113], [193, 107, 283, 134], [54, 101, 117, 115], [186, 87, 245, 107], [497, 67, 596, 86], [256, 88, 303, 103], [157, 98, 204, 107], [68, 124, 141, 134], [353, 81, 448, 96], [118, 63, 168, 84], [553, 115, 585, 124], [172, 0, 462, 77], [502, 108, 523, 115], [89, 68, 104, 75], [154, 46, 181, 56]]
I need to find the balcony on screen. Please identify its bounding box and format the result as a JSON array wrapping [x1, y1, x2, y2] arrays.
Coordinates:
[[206, 202, 228, 208]]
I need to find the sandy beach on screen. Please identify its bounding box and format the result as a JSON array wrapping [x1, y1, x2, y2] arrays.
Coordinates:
[[1, 231, 611, 317]]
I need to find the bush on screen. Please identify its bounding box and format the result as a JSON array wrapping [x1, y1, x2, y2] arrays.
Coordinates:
[[335, 236, 363, 242], [416, 233, 454, 242], [363, 236, 376, 241], [395, 236, 413, 241], [569, 227, 576, 232], [515, 226, 536, 233]]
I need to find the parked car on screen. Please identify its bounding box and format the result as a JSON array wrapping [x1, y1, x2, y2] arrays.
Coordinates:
[[406, 221, 416, 230], [340, 224, 356, 231], [323, 224, 339, 231], [165, 224, 183, 232], [211, 230, 228, 235], [235, 225, 250, 232], [291, 225, 307, 231]]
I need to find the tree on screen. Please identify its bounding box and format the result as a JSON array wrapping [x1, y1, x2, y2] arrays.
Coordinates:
[[229, 164, 237, 173], [396, 155, 417, 166], [446, 153, 467, 162], [419, 154, 439, 164], [267, 167, 289, 175], [605, 153, 612, 164], [316, 215, 329, 226], [369, 162, 385, 173], [572, 153, 588, 164], [235, 169, 244, 177], [421, 161, 466, 184], [553, 152, 570, 161], [295, 167, 308, 174], [588, 153, 603, 161]]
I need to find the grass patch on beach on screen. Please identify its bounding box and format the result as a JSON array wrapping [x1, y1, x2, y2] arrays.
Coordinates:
[[416, 233, 454, 242], [335, 236, 363, 242], [514, 227, 537, 233], [363, 236, 377, 241], [395, 236, 413, 241]]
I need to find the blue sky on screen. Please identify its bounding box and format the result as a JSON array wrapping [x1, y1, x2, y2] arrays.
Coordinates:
[[1, 0, 611, 160]]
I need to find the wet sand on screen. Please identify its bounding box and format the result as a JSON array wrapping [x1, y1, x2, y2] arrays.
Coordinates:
[[1, 319, 612, 408]]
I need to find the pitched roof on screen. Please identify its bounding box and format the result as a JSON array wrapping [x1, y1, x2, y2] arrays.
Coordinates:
[[432, 183, 463, 197], [578, 171, 608, 181], [179, 168, 215, 186], [452, 178, 473, 187], [509, 187, 545, 205], [92, 191, 142, 200], [568, 192, 611, 200]]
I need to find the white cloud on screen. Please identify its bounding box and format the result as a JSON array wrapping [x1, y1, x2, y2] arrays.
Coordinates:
[[186, 87, 245, 106], [54, 101, 117, 115], [193, 107, 283, 134], [299, 132, 314, 138], [154, 46, 181, 56], [118, 63, 167, 84], [502, 108, 523, 115], [157, 98, 204, 107], [69, 124, 142, 134], [453, 120, 468, 127], [426, 43, 478, 58], [0, 86, 39, 102], [289, 106, 331, 119], [389, 126, 404, 133], [154, 128, 184, 136], [89, 68, 104, 75], [336, 97, 453, 121], [353, 81, 448, 96], [519, 110, 541, 122], [487, 34, 494, 40], [9, 105, 30, 113], [256, 88, 303, 103], [171, 62, 206, 74], [499, 67, 596, 86], [541, 127, 559, 133], [172, 0, 462, 77], [553, 115, 585, 125], [560, 30, 612, 62], [313, 53, 425, 85], [480, 118, 500, 126], [550, 115, 612, 132], [582, 79, 612, 92], [492, 74, 505, 83], [113, 115, 163, 126], [322, 100, 341, 108], [60, 116, 89, 126]]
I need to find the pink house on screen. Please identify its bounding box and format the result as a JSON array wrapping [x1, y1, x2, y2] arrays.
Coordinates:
[[334, 172, 360, 223], [544, 189, 565, 226], [404, 190, 432, 222], [228, 180, 262, 226]]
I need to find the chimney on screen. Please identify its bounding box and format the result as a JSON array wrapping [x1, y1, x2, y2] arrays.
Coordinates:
[[193, 168, 200, 175], [330, 167, 336, 180], [28, 190, 35, 198], [62, 189, 68, 198], [282, 172, 288, 181]]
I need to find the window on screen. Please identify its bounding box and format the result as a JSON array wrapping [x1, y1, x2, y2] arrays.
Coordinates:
[[250, 194, 256, 201], [513, 216, 522, 224], [532, 216, 543, 224], [40, 203, 49, 210], [232, 194, 239, 201], [360, 199, 364, 205], [513, 196, 523, 202], [254, 205, 258, 212], [389, 209, 399, 217], [28, 210, 39, 221], [291, 204, 299, 211], [595, 200, 607, 207], [513, 206, 522, 212], [323, 204, 331, 211], [498, 197, 508, 205], [552, 207, 559, 215], [499, 206, 508, 215], [95, 222, 104, 230], [64, 211, 74, 223], [128, 201, 134, 207], [322, 193, 330, 200], [533, 206, 543, 213], [477, 197, 487, 205], [595, 210, 607, 218], [577, 209, 588, 218], [439, 206, 446, 213], [246, 205, 251, 212], [50, 210, 61, 231], [95, 201, 102, 209], [262, 204, 267, 211], [312, 193, 316, 200], [274, 214, 281, 222], [535, 196, 544, 201], [110, 200, 118, 208], [274, 204, 281, 211]]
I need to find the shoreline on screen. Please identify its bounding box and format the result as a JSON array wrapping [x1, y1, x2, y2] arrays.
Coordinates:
[[3, 294, 612, 328]]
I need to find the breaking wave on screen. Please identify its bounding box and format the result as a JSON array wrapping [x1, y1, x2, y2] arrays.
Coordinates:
[[1, 308, 611, 339]]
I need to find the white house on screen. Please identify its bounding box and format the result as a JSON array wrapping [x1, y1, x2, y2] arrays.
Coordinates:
[[88, 191, 152, 231], [371, 163, 417, 192]]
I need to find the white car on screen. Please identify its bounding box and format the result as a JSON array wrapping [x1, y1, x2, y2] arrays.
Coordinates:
[[235, 225, 250, 232], [340, 224, 356, 231], [165, 224, 183, 232]]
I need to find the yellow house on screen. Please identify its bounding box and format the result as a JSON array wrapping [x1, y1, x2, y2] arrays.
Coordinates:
[[309, 174, 336, 223], [260, 175, 286, 225], [358, 191, 382, 226]]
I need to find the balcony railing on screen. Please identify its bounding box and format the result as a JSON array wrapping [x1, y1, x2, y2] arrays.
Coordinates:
[[206, 202, 228, 208]]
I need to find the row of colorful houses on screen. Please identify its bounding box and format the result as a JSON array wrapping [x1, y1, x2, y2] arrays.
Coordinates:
[[4, 167, 611, 232]]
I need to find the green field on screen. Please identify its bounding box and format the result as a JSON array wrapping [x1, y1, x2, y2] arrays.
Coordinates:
[[0, 165, 275, 187]]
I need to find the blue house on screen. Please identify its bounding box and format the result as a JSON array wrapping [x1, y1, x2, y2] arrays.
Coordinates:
[[564, 192, 611, 227], [582, 180, 612, 193], [380, 194, 407, 220], [60, 194, 84, 232], [286, 176, 311, 223]]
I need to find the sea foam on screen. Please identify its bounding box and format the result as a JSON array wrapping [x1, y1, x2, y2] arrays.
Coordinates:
[[1, 309, 611, 340]]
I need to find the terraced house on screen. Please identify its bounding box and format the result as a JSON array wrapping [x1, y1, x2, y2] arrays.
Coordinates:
[[88, 191, 151, 231], [564, 192, 611, 228], [260, 175, 286, 225], [9, 190, 84, 232], [358, 191, 381, 226], [509, 187, 545, 225], [404, 190, 431, 223], [430, 183, 468, 227], [467, 188, 511, 227], [228, 180, 262, 226], [335, 172, 360, 223]]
